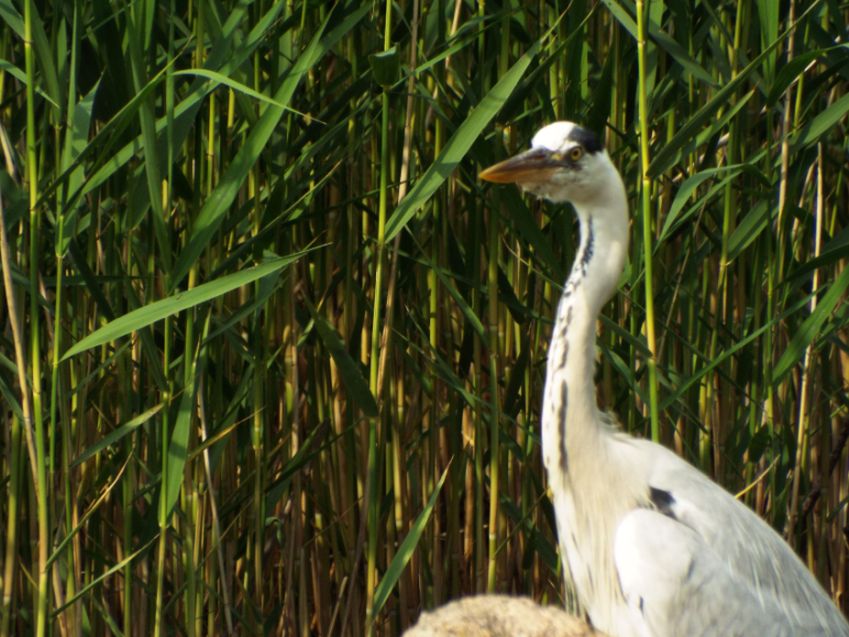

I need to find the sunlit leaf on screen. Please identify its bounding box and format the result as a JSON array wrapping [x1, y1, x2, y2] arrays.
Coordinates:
[[62, 251, 314, 360]]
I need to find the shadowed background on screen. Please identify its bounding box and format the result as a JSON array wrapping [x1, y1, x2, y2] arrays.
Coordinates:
[[0, 0, 847, 635]]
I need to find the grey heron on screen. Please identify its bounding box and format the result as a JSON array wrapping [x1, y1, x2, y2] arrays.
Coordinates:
[[479, 122, 849, 637]]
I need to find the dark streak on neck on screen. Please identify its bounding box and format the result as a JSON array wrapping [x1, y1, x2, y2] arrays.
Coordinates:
[[579, 216, 595, 275], [553, 217, 596, 478], [558, 382, 569, 473], [558, 305, 572, 368]]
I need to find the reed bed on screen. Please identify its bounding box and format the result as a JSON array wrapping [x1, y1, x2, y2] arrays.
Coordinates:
[[0, 1, 847, 635]]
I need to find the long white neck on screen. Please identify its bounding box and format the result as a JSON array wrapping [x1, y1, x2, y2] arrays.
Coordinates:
[[541, 166, 628, 484]]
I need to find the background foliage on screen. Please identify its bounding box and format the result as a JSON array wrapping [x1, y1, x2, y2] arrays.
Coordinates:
[[1, 0, 848, 635]]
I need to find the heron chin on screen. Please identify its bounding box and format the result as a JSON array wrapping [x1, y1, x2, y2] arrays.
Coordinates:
[[480, 122, 849, 637]]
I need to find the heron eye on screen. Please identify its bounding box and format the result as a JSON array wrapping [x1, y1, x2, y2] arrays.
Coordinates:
[[569, 146, 584, 162]]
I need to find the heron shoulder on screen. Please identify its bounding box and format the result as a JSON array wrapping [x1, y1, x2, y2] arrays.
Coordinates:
[[609, 437, 849, 635], [613, 508, 816, 636]]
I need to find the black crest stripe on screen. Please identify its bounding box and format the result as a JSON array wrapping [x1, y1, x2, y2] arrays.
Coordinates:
[[567, 125, 603, 154]]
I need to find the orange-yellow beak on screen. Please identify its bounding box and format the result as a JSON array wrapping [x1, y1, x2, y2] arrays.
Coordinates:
[[479, 148, 560, 185]]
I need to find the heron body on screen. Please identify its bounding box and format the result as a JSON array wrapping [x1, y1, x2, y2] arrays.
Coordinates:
[[480, 122, 849, 637]]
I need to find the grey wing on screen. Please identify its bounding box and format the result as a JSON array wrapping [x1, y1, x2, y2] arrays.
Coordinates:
[[612, 444, 849, 636], [614, 508, 805, 636]]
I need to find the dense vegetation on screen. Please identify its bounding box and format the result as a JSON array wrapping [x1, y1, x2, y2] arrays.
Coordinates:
[[1, 0, 847, 635]]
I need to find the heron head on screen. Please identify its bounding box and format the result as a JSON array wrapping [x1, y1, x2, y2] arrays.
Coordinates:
[[480, 122, 615, 207]]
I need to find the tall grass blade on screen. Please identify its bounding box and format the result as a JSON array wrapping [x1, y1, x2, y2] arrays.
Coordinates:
[[62, 252, 313, 360], [370, 464, 450, 620], [385, 39, 542, 241], [773, 266, 849, 383]]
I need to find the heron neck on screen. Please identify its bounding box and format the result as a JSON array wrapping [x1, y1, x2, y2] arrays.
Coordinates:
[[542, 194, 628, 481]]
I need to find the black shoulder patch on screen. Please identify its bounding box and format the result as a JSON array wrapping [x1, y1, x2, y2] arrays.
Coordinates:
[[567, 125, 603, 154], [649, 486, 676, 518]]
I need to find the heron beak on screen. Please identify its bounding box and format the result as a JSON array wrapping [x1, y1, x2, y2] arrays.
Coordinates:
[[479, 148, 560, 185]]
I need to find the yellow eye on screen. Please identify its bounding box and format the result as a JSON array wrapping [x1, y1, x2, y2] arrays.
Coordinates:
[[569, 146, 584, 162]]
